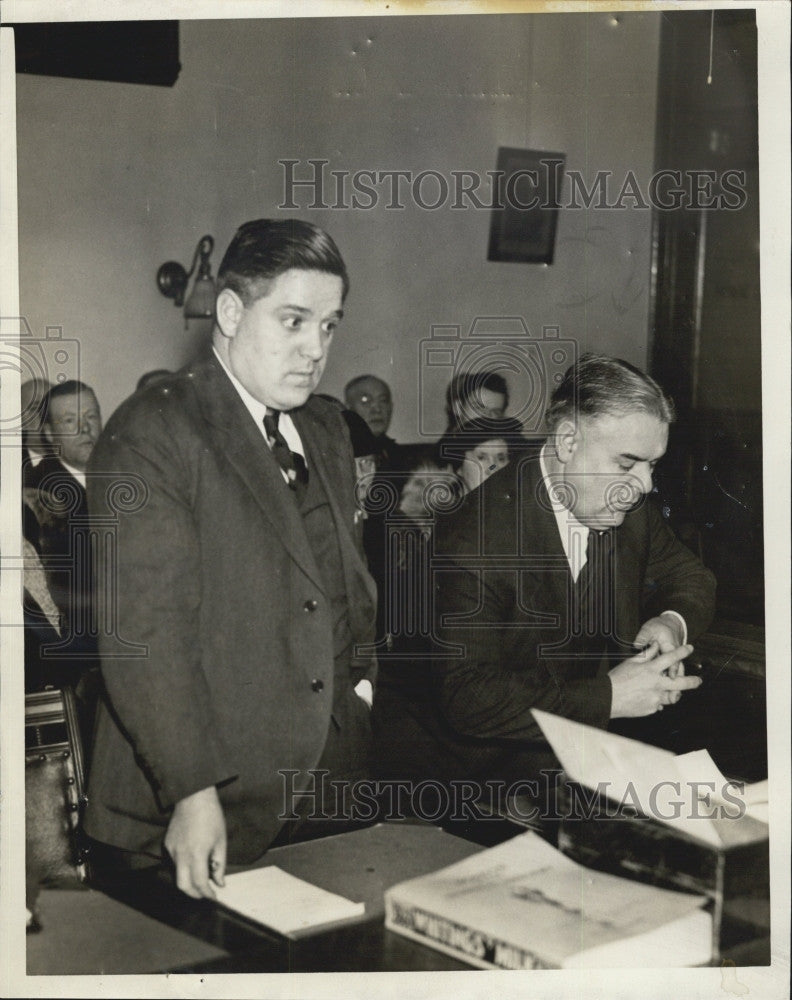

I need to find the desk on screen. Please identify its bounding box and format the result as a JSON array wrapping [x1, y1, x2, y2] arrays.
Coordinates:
[[26, 626, 769, 975], [27, 817, 768, 975], [28, 823, 492, 974]]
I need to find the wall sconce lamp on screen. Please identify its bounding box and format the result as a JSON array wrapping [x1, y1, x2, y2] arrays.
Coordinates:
[[156, 235, 216, 322]]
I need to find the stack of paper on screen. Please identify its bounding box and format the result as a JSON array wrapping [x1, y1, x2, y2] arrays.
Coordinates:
[[215, 866, 365, 936]]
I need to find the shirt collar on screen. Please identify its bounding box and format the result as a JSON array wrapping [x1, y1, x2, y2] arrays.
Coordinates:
[[212, 345, 305, 459], [212, 345, 269, 428], [540, 442, 589, 580], [60, 459, 86, 489]]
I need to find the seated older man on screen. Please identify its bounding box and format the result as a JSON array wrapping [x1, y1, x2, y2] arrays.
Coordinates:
[[372, 355, 715, 792]]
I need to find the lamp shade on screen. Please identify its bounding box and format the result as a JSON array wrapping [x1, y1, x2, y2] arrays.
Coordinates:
[[183, 274, 216, 320]]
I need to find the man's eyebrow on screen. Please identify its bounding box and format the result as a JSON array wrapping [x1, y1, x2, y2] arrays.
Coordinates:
[[278, 304, 344, 320], [619, 451, 660, 463]]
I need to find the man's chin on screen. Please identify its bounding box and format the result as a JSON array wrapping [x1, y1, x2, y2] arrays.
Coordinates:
[[277, 386, 316, 410], [589, 509, 627, 530]]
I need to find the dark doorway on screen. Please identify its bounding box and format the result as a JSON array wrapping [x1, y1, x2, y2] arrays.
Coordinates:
[[650, 9, 762, 627]]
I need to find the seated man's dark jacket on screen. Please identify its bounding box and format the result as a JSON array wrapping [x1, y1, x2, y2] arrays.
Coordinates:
[[372, 452, 716, 783]]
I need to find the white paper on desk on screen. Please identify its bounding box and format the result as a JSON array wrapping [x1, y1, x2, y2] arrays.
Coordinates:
[[675, 749, 769, 825], [214, 866, 365, 934], [532, 710, 724, 845]]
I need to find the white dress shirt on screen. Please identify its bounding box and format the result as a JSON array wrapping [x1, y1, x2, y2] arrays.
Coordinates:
[[60, 459, 87, 489], [538, 444, 687, 643], [213, 347, 306, 483]]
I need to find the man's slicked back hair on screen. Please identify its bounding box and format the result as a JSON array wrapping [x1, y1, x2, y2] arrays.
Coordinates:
[[42, 380, 97, 425], [544, 353, 675, 431], [216, 218, 350, 306]]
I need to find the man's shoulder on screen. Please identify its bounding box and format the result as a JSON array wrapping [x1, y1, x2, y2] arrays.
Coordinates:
[[32, 455, 69, 480], [303, 392, 345, 424], [434, 456, 543, 554], [299, 393, 350, 445], [30, 455, 81, 497], [104, 359, 215, 438]]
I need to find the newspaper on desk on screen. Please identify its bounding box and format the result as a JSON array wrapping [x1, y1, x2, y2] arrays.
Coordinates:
[[532, 709, 769, 846]]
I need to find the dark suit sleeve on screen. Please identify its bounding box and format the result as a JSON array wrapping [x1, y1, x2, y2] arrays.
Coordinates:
[[641, 500, 717, 641], [88, 403, 236, 810], [431, 503, 612, 745]]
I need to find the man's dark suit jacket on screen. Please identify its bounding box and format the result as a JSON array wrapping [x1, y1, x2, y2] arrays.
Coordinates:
[[31, 455, 89, 519], [372, 451, 716, 784], [30, 456, 95, 649], [84, 351, 377, 865]]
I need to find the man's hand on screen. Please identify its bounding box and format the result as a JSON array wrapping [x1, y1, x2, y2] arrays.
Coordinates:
[[164, 785, 227, 899], [609, 641, 702, 718], [633, 614, 685, 653], [633, 614, 687, 678]]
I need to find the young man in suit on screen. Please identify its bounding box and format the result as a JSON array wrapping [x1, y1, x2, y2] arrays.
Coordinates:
[[32, 380, 102, 652], [84, 220, 377, 898], [373, 354, 715, 786], [34, 379, 102, 514]]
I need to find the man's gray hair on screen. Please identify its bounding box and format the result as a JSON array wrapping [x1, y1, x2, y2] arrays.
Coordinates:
[[344, 374, 391, 400], [544, 353, 675, 431]]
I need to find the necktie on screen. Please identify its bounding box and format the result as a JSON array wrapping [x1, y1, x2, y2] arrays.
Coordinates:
[[263, 409, 308, 496], [577, 528, 614, 639]]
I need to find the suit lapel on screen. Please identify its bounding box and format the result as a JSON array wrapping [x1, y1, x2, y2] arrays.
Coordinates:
[[293, 405, 378, 616], [516, 459, 572, 628], [610, 512, 643, 651], [190, 353, 325, 592]]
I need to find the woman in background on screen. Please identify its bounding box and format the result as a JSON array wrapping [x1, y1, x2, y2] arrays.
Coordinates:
[[435, 416, 526, 496]]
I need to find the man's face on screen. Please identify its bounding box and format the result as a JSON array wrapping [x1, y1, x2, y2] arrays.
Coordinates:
[[345, 377, 393, 437], [45, 390, 102, 471], [558, 411, 668, 530], [220, 269, 344, 410], [457, 387, 507, 423]]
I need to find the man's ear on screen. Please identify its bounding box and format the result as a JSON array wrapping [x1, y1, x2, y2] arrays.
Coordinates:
[[42, 422, 54, 445], [215, 288, 244, 339], [554, 418, 579, 465]]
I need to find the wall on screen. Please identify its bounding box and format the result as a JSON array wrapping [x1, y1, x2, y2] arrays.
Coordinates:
[[15, 12, 660, 440]]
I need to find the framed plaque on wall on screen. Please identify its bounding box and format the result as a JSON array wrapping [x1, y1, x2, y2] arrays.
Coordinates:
[[487, 147, 565, 264]]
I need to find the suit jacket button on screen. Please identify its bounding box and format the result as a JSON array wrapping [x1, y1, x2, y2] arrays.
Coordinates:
[[304, 599, 318, 612], [311, 679, 324, 692]]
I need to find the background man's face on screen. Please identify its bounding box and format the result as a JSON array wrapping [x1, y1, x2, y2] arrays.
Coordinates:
[[560, 411, 668, 530], [226, 268, 344, 411], [46, 390, 102, 471], [346, 377, 393, 437]]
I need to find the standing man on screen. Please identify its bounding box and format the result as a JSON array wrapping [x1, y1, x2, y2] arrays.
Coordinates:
[[85, 220, 377, 898], [373, 355, 715, 784]]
